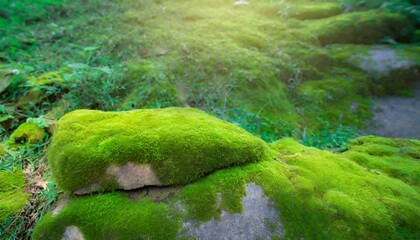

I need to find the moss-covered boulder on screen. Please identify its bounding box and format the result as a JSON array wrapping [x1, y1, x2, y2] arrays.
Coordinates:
[[0, 169, 29, 224], [343, 136, 420, 191], [48, 107, 269, 194], [34, 138, 420, 239]]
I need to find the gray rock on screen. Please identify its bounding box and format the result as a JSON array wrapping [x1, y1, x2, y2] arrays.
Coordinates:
[[74, 163, 161, 195], [359, 47, 415, 76], [371, 84, 420, 139], [62, 226, 84, 240], [180, 183, 284, 240]]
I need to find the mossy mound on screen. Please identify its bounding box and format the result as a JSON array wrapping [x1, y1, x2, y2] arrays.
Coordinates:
[[28, 71, 63, 86], [343, 136, 420, 190], [310, 10, 414, 45], [0, 169, 29, 224], [7, 122, 47, 147], [269, 139, 420, 239], [48, 107, 269, 194], [35, 138, 420, 239], [288, 2, 343, 20]]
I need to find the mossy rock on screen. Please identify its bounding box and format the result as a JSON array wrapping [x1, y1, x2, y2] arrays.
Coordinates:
[[48, 107, 269, 194], [0, 169, 29, 224], [34, 138, 420, 239], [7, 122, 47, 147], [326, 44, 420, 96], [343, 136, 420, 190], [310, 10, 414, 45], [17, 71, 67, 110]]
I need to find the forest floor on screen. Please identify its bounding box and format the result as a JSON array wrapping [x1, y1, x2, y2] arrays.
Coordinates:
[[0, 0, 419, 239]]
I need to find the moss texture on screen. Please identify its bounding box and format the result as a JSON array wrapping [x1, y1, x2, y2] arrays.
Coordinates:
[[114, 0, 417, 134], [0, 144, 6, 156], [35, 138, 420, 239], [28, 71, 63, 86], [48, 107, 269, 193], [0, 169, 29, 224], [269, 139, 419, 239], [310, 10, 414, 45], [7, 122, 47, 147], [288, 2, 343, 20], [343, 136, 420, 191], [32, 194, 181, 240]]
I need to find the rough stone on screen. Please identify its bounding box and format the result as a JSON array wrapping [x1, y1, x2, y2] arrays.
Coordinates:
[[360, 47, 415, 76], [180, 183, 284, 240], [62, 226, 84, 240], [107, 163, 162, 190]]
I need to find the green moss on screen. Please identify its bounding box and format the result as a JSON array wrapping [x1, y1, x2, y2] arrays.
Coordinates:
[[35, 138, 420, 239], [28, 71, 63, 86], [48, 107, 270, 193], [0, 144, 6, 156], [268, 139, 420, 239], [120, 60, 179, 109], [288, 2, 343, 20], [118, 0, 305, 131], [0, 169, 29, 224], [296, 77, 372, 130], [343, 136, 420, 190], [180, 166, 247, 221], [309, 10, 414, 45], [32, 194, 181, 240], [7, 122, 47, 147]]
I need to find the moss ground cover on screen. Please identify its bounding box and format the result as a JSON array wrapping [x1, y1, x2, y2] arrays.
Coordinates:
[[343, 136, 420, 191], [34, 139, 420, 239], [0, 169, 29, 225], [1, 0, 420, 238], [2, 0, 418, 140]]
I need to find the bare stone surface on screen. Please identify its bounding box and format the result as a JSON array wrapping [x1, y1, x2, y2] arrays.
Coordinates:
[[73, 163, 161, 195], [180, 183, 284, 240], [107, 163, 161, 190], [52, 194, 72, 215], [126, 185, 181, 202], [371, 84, 420, 139], [74, 183, 100, 195], [62, 226, 84, 240], [360, 47, 415, 76]]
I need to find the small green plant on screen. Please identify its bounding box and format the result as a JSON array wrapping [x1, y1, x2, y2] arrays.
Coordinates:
[[301, 123, 360, 152], [216, 108, 297, 142]]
